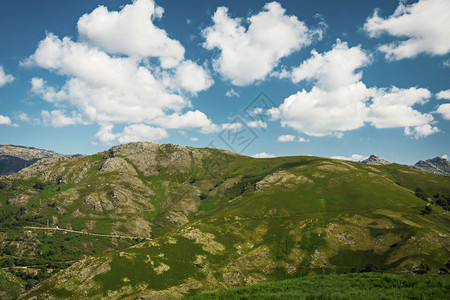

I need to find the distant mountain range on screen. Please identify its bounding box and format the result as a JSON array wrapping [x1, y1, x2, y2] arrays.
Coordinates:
[[413, 156, 450, 176], [0, 144, 81, 175], [361, 154, 450, 176]]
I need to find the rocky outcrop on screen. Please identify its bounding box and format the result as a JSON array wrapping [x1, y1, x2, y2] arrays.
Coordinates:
[[361, 155, 390, 165], [413, 156, 450, 176]]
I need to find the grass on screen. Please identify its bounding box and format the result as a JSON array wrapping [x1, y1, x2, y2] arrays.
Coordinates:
[[186, 273, 450, 300], [0, 269, 25, 300]]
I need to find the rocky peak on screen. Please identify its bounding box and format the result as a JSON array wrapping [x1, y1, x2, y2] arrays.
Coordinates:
[[361, 155, 390, 165], [413, 156, 450, 176]]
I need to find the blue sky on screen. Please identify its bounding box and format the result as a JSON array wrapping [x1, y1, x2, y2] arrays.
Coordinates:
[[0, 0, 449, 164]]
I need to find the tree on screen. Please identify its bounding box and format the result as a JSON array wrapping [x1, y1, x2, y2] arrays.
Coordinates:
[[415, 187, 428, 201], [33, 181, 45, 190], [420, 205, 432, 215], [0, 181, 7, 189]]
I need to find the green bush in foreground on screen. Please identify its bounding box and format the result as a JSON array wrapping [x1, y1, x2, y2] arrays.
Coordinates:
[[187, 273, 449, 300]]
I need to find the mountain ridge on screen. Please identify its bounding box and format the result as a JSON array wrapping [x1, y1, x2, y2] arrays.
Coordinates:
[[413, 156, 450, 176]]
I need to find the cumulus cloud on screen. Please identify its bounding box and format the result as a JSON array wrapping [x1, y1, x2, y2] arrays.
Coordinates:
[[77, 0, 184, 68], [277, 134, 295, 142], [168, 60, 213, 93], [152, 110, 214, 130], [298, 137, 309, 142], [436, 89, 450, 100], [0, 115, 12, 125], [190, 137, 198, 142], [366, 87, 432, 128], [203, 1, 322, 86], [269, 40, 438, 138], [291, 39, 371, 91], [41, 110, 86, 127], [331, 154, 365, 162], [117, 124, 168, 143], [23, 0, 214, 144], [436, 103, 450, 120], [404, 124, 439, 139], [0, 66, 14, 87], [364, 0, 450, 60], [94, 124, 117, 144], [252, 152, 276, 158], [269, 82, 373, 136], [94, 123, 168, 144]]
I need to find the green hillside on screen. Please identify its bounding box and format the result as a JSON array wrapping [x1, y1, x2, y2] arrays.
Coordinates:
[[0, 142, 448, 298], [187, 273, 450, 300]]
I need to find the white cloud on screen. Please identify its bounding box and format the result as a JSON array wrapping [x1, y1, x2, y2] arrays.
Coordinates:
[[277, 134, 295, 142], [444, 59, 450, 67], [442, 154, 448, 159], [0, 66, 14, 87], [190, 137, 198, 142], [247, 120, 267, 129], [94, 124, 117, 144], [94, 123, 168, 145], [41, 110, 85, 127], [77, 0, 184, 68], [269, 40, 438, 138], [367, 87, 432, 128], [404, 124, 439, 139], [24, 0, 214, 144], [331, 154, 365, 162], [225, 88, 239, 98], [364, 0, 450, 60], [0, 115, 12, 125], [298, 137, 309, 142], [203, 1, 322, 86], [269, 82, 372, 136], [117, 124, 168, 143], [436, 103, 450, 120], [152, 110, 214, 129], [252, 152, 276, 158], [436, 89, 450, 100], [291, 39, 371, 91], [164, 60, 213, 94]]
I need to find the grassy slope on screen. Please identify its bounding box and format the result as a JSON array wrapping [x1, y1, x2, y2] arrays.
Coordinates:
[[17, 149, 450, 299], [0, 269, 25, 300], [186, 273, 450, 300]]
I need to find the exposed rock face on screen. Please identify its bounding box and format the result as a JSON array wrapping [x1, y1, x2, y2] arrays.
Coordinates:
[[255, 171, 311, 192], [0, 144, 70, 175], [413, 157, 450, 176], [361, 155, 390, 165]]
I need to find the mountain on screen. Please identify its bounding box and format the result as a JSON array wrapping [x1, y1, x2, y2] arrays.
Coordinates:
[[414, 156, 450, 176], [0, 142, 448, 299], [0, 145, 69, 175], [361, 155, 390, 165]]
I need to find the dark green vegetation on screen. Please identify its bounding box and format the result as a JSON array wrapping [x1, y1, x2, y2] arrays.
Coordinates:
[[187, 273, 450, 300], [0, 142, 448, 299]]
